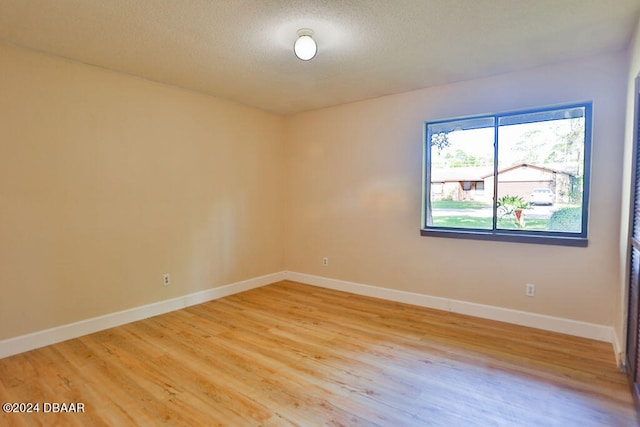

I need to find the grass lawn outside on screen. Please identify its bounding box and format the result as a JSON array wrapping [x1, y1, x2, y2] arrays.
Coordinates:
[[431, 200, 492, 209], [431, 216, 549, 231], [430, 199, 581, 232]]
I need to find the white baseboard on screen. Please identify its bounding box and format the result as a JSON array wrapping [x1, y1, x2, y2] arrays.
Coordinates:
[[612, 331, 624, 369], [284, 271, 616, 345], [1, 270, 617, 360], [0, 272, 286, 359]]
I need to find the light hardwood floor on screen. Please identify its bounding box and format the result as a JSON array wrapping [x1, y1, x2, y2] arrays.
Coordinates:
[[0, 280, 637, 426]]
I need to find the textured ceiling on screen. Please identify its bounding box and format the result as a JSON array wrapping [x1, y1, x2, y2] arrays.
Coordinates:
[[1, 0, 639, 115]]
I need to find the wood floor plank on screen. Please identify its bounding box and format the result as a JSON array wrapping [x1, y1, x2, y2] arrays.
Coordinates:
[[0, 280, 637, 426]]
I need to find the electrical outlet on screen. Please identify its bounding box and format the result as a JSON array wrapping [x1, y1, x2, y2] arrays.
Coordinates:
[[162, 273, 171, 286], [322, 257, 329, 266], [525, 283, 535, 297]]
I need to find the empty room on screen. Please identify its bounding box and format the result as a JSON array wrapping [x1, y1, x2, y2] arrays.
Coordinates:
[[3, 1, 640, 425]]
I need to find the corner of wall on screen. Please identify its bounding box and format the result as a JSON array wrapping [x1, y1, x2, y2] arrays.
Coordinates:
[[617, 14, 640, 362]]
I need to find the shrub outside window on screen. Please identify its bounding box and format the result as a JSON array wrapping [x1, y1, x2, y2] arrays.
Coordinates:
[[421, 103, 592, 246]]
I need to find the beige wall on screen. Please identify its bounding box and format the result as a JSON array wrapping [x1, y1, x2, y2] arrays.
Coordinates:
[[0, 35, 633, 346], [0, 43, 285, 340], [285, 51, 628, 327]]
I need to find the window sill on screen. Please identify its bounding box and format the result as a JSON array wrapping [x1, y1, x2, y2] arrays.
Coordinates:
[[420, 228, 588, 247]]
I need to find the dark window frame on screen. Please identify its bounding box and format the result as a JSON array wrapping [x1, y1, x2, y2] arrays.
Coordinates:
[[421, 102, 592, 247]]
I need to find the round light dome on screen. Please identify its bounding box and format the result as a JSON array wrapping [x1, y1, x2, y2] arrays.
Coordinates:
[[294, 29, 317, 61]]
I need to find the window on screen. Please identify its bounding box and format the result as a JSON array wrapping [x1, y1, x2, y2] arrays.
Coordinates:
[[421, 103, 591, 246]]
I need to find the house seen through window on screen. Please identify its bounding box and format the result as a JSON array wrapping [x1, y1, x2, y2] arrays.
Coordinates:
[[422, 103, 591, 246]]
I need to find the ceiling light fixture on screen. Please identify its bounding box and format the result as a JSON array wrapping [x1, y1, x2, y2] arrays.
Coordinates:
[[294, 28, 317, 61]]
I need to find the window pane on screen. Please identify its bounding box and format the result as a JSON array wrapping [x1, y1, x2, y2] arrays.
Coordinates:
[[427, 117, 495, 229], [496, 107, 585, 232]]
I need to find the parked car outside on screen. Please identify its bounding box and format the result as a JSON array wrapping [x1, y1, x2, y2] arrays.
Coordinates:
[[530, 188, 554, 205]]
